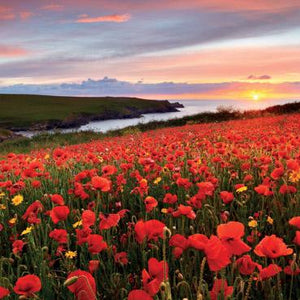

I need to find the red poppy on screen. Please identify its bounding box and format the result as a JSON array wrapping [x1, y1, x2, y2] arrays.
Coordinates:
[[243, 174, 253, 183], [128, 290, 152, 300], [217, 221, 251, 256], [12, 240, 25, 255], [67, 270, 96, 300], [187, 192, 205, 209], [13, 274, 41, 297], [259, 264, 282, 280], [144, 196, 158, 213], [87, 234, 107, 254], [204, 235, 231, 271], [88, 260, 100, 274], [172, 204, 196, 219], [134, 219, 165, 244], [254, 184, 272, 196], [50, 206, 70, 224], [82, 210, 96, 229], [99, 213, 120, 230], [91, 176, 111, 192], [0, 287, 10, 299], [289, 216, 300, 229], [31, 180, 41, 188], [236, 255, 260, 275], [114, 252, 128, 265], [22, 200, 43, 224], [102, 165, 117, 176], [270, 167, 284, 180], [254, 235, 293, 258], [279, 184, 297, 194], [188, 234, 209, 251], [169, 234, 189, 258], [220, 191, 234, 204], [50, 194, 65, 205], [76, 228, 92, 245], [142, 258, 168, 296], [210, 279, 233, 300], [49, 229, 68, 244], [163, 193, 177, 204], [293, 231, 300, 246], [284, 260, 300, 276], [176, 177, 192, 189], [197, 181, 215, 196]]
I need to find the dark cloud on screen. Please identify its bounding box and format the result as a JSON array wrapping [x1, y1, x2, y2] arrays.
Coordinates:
[[1, 77, 300, 98], [0, 77, 228, 96], [248, 75, 272, 80]]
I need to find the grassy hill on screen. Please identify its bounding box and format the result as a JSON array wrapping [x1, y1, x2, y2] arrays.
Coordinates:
[[0, 94, 179, 130]]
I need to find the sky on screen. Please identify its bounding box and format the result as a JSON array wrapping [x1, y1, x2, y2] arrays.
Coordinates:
[[0, 0, 300, 100]]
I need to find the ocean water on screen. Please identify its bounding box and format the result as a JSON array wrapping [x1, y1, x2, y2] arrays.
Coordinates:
[[18, 99, 298, 137], [78, 99, 298, 132]]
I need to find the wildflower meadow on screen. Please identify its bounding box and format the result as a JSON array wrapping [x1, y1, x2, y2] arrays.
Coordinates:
[[0, 113, 300, 300]]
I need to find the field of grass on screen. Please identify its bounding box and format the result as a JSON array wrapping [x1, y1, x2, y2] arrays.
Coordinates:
[[0, 94, 176, 130], [0, 113, 299, 299]]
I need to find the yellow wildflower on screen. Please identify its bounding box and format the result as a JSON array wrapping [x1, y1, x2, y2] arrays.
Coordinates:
[[65, 251, 77, 259], [140, 179, 147, 185], [9, 217, 17, 225], [0, 192, 5, 198], [236, 186, 248, 193], [0, 204, 6, 210], [12, 194, 24, 206], [21, 226, 34, 236], [161, 208, 168, 214], [289, 170, 300, 183], [267, 216, 274, 225], [72, 220, 82, 228], [44, 154, 50, 160], [248, 220, 258, 228], [154, 177, 162, 184]]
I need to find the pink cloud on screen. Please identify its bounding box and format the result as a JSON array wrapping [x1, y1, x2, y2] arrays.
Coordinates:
[[0, 5, 15, 20], [76, 13, 130, 23], [61, 0, 300, 13], [41, 4, 64, 11], [20, 11, 34, 20], [0, 45, 28, 57]]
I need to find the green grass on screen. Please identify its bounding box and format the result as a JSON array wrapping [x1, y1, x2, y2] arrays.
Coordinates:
[[0, 94, 172, 129]]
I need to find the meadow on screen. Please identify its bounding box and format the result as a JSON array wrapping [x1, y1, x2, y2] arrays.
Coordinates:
[[0, 112, 300, 299]]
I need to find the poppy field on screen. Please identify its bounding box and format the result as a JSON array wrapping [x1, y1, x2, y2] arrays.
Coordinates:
[[0, 113, 300, 300]]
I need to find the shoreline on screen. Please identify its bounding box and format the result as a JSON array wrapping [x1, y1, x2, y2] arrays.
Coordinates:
[[10, 101, 183, 132], [0, 100, 184, 141]]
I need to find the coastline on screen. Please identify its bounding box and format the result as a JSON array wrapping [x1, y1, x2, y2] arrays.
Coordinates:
[[0, 100, 183, 141]]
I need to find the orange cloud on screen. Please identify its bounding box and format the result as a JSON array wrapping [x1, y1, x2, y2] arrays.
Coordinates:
[[76, 13, 130, 23], [0, 45, 28, 57]]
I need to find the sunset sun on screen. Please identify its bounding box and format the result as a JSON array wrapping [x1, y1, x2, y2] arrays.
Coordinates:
[[252, 94, 259, 101]]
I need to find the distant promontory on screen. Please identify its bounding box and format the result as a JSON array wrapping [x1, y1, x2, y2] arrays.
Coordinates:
[[0, 94, 183, 132]]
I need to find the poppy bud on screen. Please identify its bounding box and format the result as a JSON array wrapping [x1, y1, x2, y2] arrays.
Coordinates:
[[64, 276, 79, 287]]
